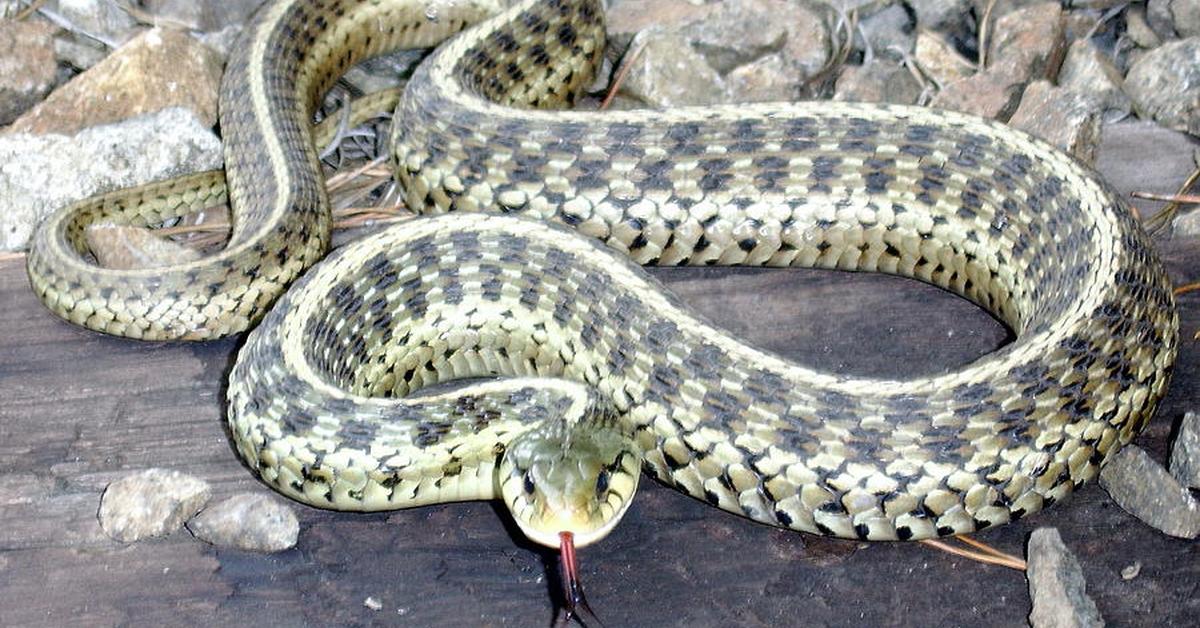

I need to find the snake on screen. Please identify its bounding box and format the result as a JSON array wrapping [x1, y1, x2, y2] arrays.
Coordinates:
[[27, 0, 1179, 555]]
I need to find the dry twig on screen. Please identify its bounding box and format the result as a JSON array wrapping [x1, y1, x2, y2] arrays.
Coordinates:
[[600, 39, 646, 110], [921, 536, 1027, 571], [13, 0, 48, 21], [1138, 164, 1200, 234]]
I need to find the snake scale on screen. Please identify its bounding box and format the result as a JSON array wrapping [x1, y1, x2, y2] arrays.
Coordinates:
[[27, 0, 1178, 547]]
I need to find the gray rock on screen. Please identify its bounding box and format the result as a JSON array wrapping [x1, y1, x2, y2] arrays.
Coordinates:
[[1026, 528, 1104, 628], [1095, 121, 1200, 222], [1058, 40, 1132, 123], [681, 0, 830, 85], [1124, 37, 1200, 134], [1120, 561, 1142, 581], [1171, 0, 1200, 38], [680, 0, 789, 74], [194, 23, 244, 60], [606, 0, 714, 56], [932, 69, 1025, 120], [1170, 411, 1200, 489], [970, 0, 1052, 19], [914, 30, 975, 88], [54, 34, 109, 70], [616, 28, 726, 107], [98, 468, 211, 543], [0, 107, 222, 252], [858, 3, 915, 60], [1100, 445, 1200, 539], [986, 1, 1066, 83], [726, 53, 794, 103], [1147, 0, 1179, 41], [187, 493, 299, 553], [46, 0, 142, 46], [0, 20, 58, 125], [137, 0, 267, 33], [11, 28, 224, 135], [833, 59, 923, 105], [908, 0, 971, 32], [1126, 5, 1164, 50], [1009, 80, 1103, 165]]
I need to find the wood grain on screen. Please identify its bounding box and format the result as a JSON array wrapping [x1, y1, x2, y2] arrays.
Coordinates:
[[1, 121, 1198, 627]]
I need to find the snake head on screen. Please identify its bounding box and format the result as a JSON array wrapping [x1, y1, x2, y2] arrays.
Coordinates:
[[499, 383, 641, 549]]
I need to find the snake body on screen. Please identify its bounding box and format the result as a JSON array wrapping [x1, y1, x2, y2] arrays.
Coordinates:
[[33, 0, 1179, 542]]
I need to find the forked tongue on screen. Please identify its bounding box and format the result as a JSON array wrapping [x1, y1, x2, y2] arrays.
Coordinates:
[[554, 532, 604, 627]]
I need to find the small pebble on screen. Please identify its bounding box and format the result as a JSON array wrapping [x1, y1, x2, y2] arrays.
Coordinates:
[[1121, 561, 1142, 581], [364, 597, 383, 611], [99, 468, 211, 543], [1169, 411, 1200, 489], [1100, 445, 1200, 539], [187, 493, 299, 552], [1026, 528, 1104, 628]]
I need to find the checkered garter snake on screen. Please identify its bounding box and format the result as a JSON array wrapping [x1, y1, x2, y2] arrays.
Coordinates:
[[25, 0, 1179, 606]]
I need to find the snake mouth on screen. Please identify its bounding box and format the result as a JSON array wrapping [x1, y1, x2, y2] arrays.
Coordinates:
[[512, 486, 636, 549]]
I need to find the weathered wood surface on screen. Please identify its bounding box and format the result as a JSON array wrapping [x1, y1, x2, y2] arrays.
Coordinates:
[[1, 123, 1198, 627]]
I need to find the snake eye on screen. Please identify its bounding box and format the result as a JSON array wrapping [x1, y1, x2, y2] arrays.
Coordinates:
[[523, 472, 535, 495], [595, 469, 610, 494]]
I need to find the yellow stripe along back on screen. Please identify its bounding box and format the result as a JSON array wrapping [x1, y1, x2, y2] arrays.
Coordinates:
[[35, 0, 1180, 540]]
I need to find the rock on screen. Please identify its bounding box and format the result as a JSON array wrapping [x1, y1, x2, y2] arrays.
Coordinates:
[[0, 20, 58, 125], [85, 224, 203, 269], [908, 0, 971, 32], [98, 468, 211, 543], [194, 24, 243, 60], [1099, 445, 1200, 539], [1096, 121, 1200, 221], [1124, 37, 1200, 134], [1173, 0, 1200, 37], [1120, 561, 1141, 581], [615, 28, 726, 107], [681, 0, 830, 84], [0, 107, 222, 252], [1057, 40, 1132, 122], [187, 493, 299, 553], [1009, 81, 1102, 165], [8, 28, 222, 135], [605, 0, 714, 56], [680, 0, 789, 74], [136, 0, 267, 33], [1126, 5, 1164, 49], [931, 70, 1024, 119], [1146, 0, 1179, 41], [48, 0, 142, 45], [1026, 528, 1105, 628], [1170, 411, 1200, 489], [1063, 10, 1106, 44], [932, 1, 1066, 120], [726, 53, 794, 103], [914, 30, 975, 88], [54, 34, 108, 71], [833, 59, 923, 105], [858, 2, 915, 60], [986, 2, 1066, 83], [971, 0, 1059, 19]]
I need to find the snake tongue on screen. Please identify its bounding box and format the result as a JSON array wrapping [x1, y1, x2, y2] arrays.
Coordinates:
[[554, 531, 604, 628]]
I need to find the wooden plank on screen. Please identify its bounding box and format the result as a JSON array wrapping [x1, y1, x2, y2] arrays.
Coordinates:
[[2, 122, 1199, 627]]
